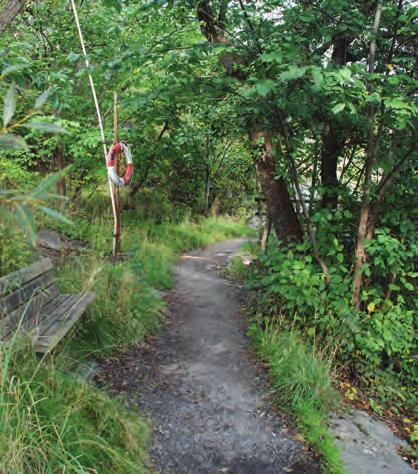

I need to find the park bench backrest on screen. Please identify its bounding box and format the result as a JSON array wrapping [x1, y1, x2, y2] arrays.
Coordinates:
[[0, 258, 58, 339]]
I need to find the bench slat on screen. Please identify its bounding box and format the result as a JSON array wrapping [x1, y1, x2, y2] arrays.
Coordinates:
[[34, 294, 79, 335], [35, 292, 95, 353], [0, 283, 60, 338], [0, 271, 55, 318], [0, 258, 53, 297]]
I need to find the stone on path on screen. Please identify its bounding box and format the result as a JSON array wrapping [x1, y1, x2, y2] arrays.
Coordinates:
[[330, 408, 414, 474]]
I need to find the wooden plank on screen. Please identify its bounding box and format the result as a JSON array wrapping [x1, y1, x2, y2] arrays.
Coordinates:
[[0, 271, 55, 318], [35, 292, 95, 353], [0, 283, 60, 339], [0, 258, 53, 297], [34, 294, 79, 335]]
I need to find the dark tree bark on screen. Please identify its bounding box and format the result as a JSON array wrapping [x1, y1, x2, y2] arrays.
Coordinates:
[[319, 35, 350, 209], [0, 0, 26, 34], [251, 131, 303, 243]]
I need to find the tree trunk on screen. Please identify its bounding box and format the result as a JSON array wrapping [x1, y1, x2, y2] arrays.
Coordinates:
[[251, 130, 303, 243], [260, 218, 272, 252], [319, 35, 350, 209], [204, 166, 211, 215], [352, 0, 383, 307], [0, 0, 26, 35], [197, 1, 303, 244]]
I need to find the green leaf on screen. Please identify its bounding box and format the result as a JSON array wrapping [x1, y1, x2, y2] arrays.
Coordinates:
[[3, 82, 17, 127], [38, 205, 72, 225], [1, 64, 26, 76], [332, 103, 346, 114], [35, 89, 51, 109], [311, 68, 323, 91], [0, 133, 28, 149], [103, 0, 122, 11], [24, 121, 68, 134], [260, 52, 282, 64], [29, 172, 65, 198], [15, 204, 37, 245], [255, 79, 276, 97], [384, 98, 408, 110], [67, 52, 80, 63], [279, 66, 307, 82]]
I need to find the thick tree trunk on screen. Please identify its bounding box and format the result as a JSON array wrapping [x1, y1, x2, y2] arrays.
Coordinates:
[[319, 36, 349, 209], [251, 131, 303, 243], [0, 0, 26, 34], [197, 1, 302, 243]]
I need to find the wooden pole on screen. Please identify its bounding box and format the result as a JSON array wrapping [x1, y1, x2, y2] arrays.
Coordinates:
[[112, 92, 121, 255], [70, 0, 120, 256]]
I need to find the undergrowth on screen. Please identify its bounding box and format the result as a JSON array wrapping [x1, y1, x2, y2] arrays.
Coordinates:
[[0, 338, 149, 473], [232, 225, 416, 470]]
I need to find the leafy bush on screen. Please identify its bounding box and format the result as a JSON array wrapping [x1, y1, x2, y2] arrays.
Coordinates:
[[247, 227, 416, 415]]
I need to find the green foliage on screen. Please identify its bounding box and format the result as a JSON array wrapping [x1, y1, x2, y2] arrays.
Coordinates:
[[249, 318, 337, 410], [246, 225, 416, 414], [58, 259, 163, 355], [0, 219, 33, 276]]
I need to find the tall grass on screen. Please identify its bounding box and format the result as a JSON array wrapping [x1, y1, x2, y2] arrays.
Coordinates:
[[248, 317, 345, 474], [0, 339, 149, 473]]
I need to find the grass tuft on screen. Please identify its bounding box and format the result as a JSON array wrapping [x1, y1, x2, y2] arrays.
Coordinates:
[[248, 317, 346, 474], [0, 339, 149, 473]]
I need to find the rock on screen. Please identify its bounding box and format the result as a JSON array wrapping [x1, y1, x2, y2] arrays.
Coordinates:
[[37, 229, 62, 251], [330, 408, 415, 473]]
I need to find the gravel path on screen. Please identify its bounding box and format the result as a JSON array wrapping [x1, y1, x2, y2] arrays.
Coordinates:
[[96, 239, 320, 474]]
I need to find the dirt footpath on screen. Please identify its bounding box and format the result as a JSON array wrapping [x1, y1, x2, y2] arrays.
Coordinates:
[[96, 239, 320, 474]]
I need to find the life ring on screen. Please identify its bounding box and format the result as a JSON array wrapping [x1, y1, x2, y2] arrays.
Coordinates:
[[107, 142, 133, 186]]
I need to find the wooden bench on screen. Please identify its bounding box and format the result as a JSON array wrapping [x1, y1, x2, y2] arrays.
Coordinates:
[[0, 257, 95, 353]]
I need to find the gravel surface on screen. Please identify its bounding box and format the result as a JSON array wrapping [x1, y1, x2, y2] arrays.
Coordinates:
[[96, 239, 320, 474]]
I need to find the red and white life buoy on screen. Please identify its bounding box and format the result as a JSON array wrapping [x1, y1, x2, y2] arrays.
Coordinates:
[[106, 142, 133, 186]]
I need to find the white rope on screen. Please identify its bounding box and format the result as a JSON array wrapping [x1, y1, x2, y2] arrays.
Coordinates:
[[70, 0, 118, 230]]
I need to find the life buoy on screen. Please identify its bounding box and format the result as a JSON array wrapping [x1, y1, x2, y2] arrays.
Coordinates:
[[107, 142, 133, 186]]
